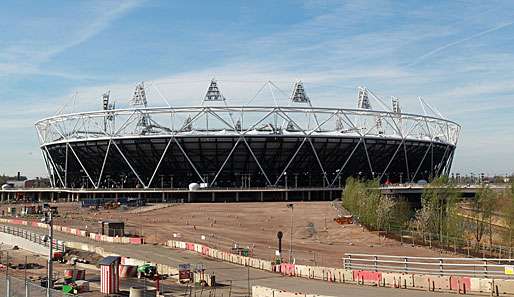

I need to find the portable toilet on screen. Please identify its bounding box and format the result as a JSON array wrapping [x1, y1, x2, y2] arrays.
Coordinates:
[[99, 256, 121, 294]]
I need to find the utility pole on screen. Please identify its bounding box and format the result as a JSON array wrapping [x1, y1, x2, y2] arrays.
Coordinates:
[[247, 264, 250, 297], [287, 203, 294, 263], [6, 252, 10, 297], [25, 255, 29, 297], [42, 209, 54, 297]]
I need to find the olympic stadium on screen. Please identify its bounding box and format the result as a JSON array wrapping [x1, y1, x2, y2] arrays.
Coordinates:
[[35, 80, 460, 191]]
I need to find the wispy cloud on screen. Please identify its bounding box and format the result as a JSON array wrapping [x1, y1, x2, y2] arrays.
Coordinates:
[[407, 22, 514, 67], [0, 1, 143, 78], [44, 1, 144, 59]]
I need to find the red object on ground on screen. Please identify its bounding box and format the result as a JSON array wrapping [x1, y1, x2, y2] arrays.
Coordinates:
[[450, 276, 471, 292], [280, 263, 296, 276], [129, 237, 144, 244], [353, 270, 382, 283]]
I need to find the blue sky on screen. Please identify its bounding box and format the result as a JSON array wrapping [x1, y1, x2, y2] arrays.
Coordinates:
[[1, 0, 513, 177]]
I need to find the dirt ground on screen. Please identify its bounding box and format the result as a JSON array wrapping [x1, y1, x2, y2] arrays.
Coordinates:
[[0, 245, 214, 297], [7, 201, 459, 267], [0, 246, 102, 296]]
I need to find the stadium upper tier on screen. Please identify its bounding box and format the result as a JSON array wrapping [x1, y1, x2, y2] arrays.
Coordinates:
[[35, 81, 460, 189]]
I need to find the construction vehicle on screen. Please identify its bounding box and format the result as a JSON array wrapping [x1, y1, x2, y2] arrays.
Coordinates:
[[137, 263, 157, 279]]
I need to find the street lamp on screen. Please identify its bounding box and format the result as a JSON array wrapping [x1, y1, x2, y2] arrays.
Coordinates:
[[41, 208, 54, 297], [284, 172, 288, 189], [287, 203, 294, 263]]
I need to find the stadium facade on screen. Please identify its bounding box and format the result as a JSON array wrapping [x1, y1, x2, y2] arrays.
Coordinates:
[[35, 81, 460, 189]]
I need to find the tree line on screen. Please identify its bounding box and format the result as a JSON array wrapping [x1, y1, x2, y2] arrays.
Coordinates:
[[342, 177, 514, 249]]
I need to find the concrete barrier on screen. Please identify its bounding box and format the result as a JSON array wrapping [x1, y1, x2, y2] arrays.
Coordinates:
[[252, 286, 336, 297], [449, 276, 470, 293], [2, 219, 138, 245], [334, 269, 353, 283], [280, 263, 295, 276], [353, 270, 382, 285], [470, 277, 492, 293], [494, 279, 514, 295], [381, 272, 414, 288], [413, 275, 451, 291]]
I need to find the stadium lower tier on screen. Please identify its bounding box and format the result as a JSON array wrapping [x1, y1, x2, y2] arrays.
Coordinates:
[[42, 135, 455, 188]]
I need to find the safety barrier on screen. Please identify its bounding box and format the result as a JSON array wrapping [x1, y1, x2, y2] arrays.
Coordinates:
[[252, 285, 335, 297], [0, 224, 65, 252], [343, 253, 514, 279], [167, 239, 514, 295], [0, 217, 143, 245]]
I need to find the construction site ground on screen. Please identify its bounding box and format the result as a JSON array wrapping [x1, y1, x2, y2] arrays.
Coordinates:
[[0, 244, 227, 296], [3, 201, 459, 267], [2, 222, 458, 297]]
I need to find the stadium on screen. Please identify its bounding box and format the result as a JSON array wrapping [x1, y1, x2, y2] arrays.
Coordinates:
[[35, 80, 460, 190]]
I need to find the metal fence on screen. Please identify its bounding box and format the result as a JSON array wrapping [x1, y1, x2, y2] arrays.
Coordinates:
[[0, 225, 65, 253], [0, 275, 68, 297], [343, 253, 514, 279], [392, 227, 513, 259]]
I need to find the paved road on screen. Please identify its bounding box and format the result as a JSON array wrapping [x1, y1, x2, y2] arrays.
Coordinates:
[[4, 224, 458, 297]]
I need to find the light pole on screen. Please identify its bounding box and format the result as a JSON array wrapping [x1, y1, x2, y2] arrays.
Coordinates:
[[284, 172, 288, 189], [287, 203, 294, 263], [42, 209, 54, 297]]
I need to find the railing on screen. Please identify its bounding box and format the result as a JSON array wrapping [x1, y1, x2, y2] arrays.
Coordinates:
[[394, 228, 514, 259], [343, 253, 514, 279], [0, 225, 65, 253]]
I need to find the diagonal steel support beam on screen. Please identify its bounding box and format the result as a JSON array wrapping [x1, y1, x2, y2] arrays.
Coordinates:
[[403, 142, 410, 182], [435, 144, 451, 177], [411, 142, 433, 183], [96, 139, 112, 189], [43, 146, 65, 188], [66, 143, 96, 188], [307, 138, 330, 185], [329, 138, 363, 187], [64, 144, 69, 188], [340, 111, 374, 177], [274, 137, 308, 186], [242, 138, 272, 186], [210, 137, 243, 186], [41, 148, 56, 188], [172, 137, 206, 184], [378, 140, 405, 181], [147, 138, 174, 188], [112, 141, 147, 188]]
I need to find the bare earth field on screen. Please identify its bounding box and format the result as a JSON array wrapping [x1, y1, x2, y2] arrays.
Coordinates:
[[17, 201, 456, 267]]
